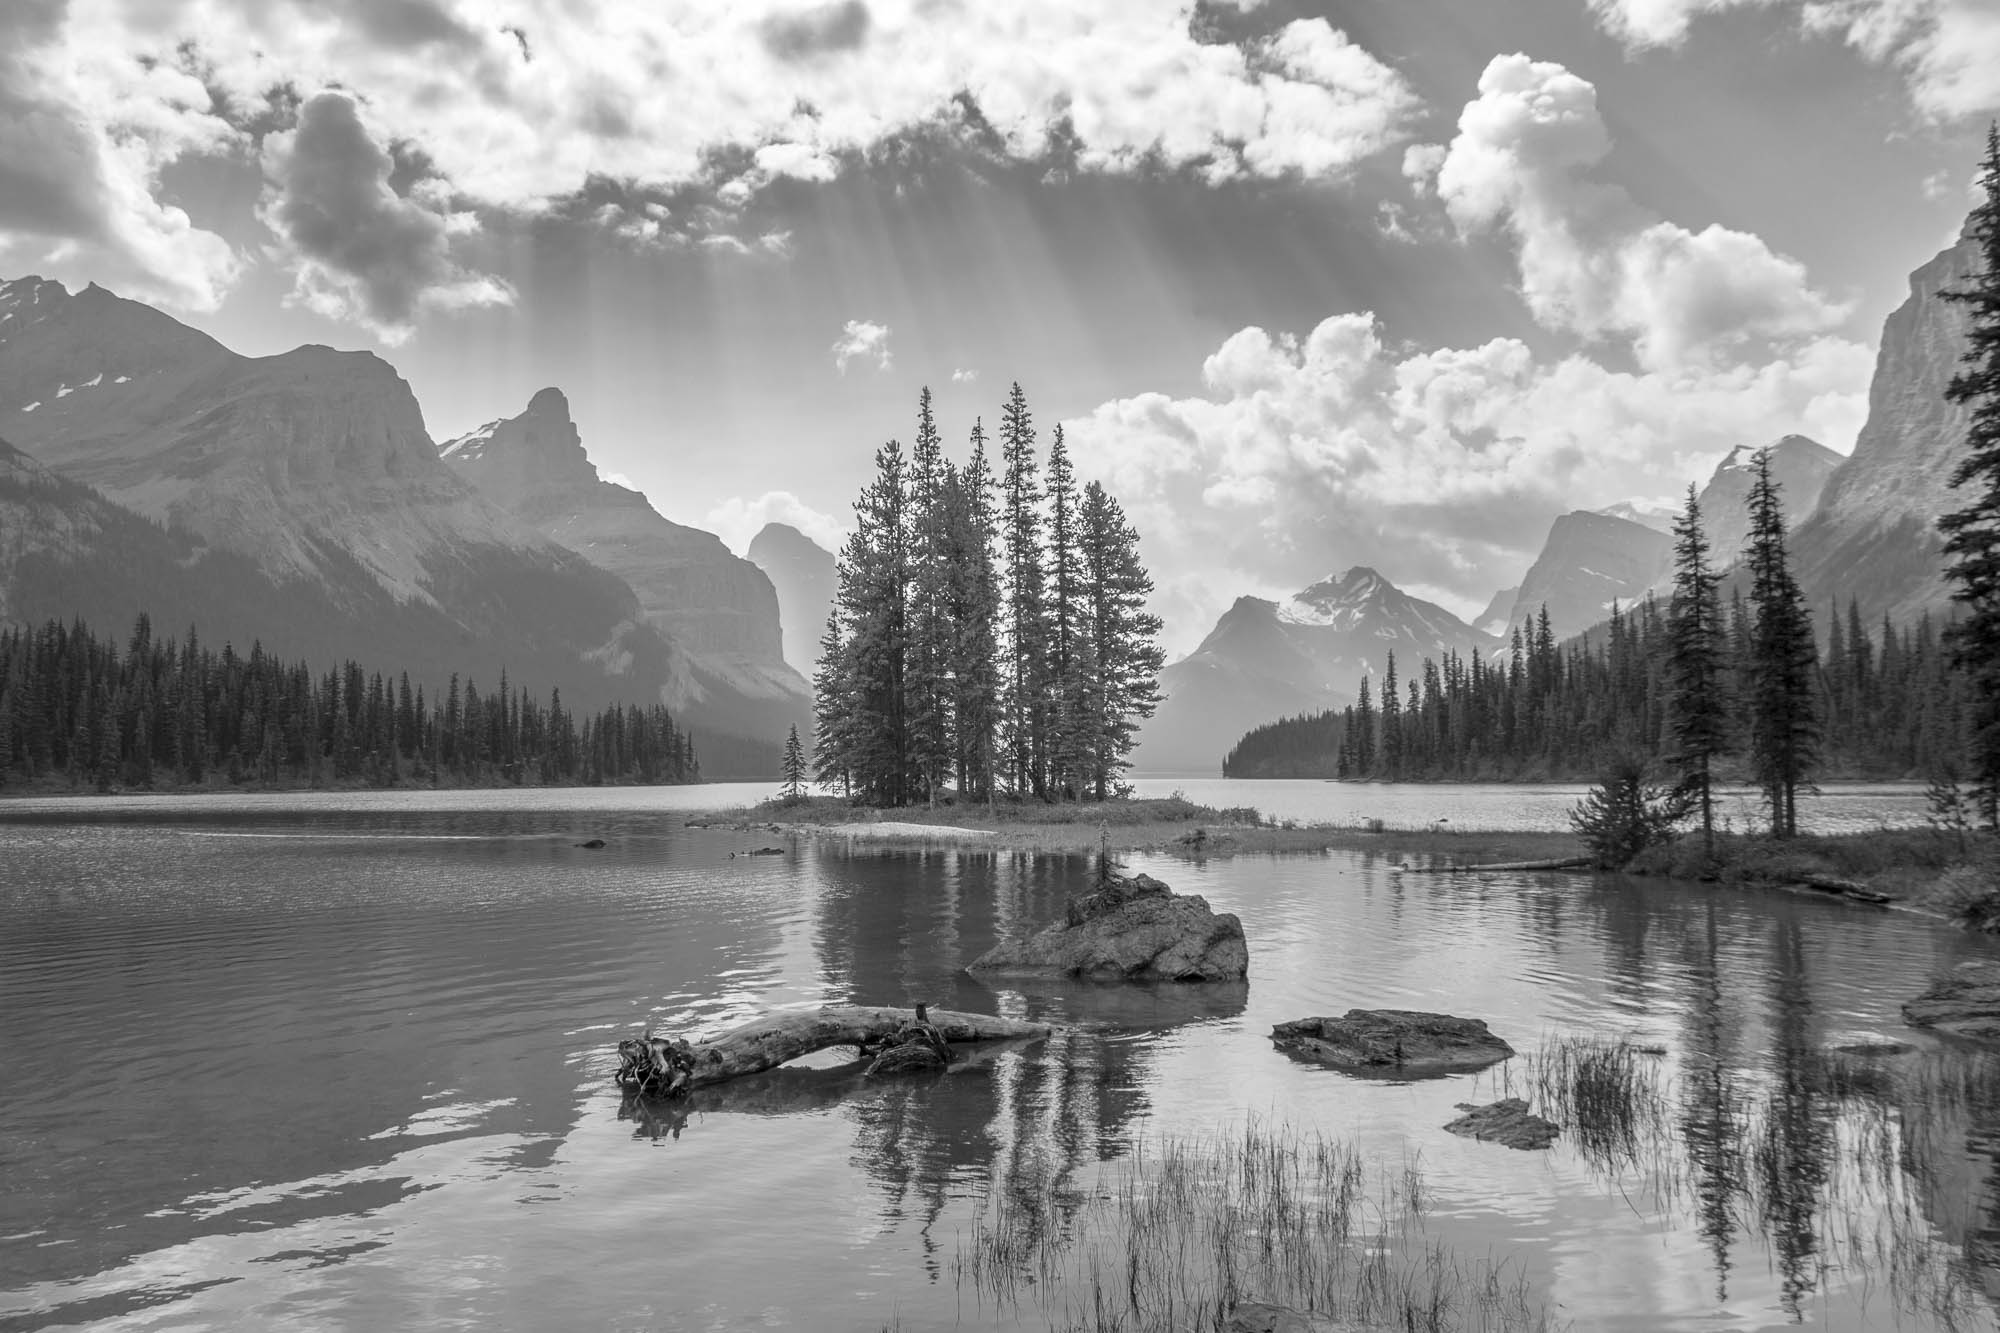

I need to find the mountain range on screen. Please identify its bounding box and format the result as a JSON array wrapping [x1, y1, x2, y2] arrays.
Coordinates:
[[0, 276, 803, 775], [1137, 222, 1979, 773], [1133, 567, 1499, 772]]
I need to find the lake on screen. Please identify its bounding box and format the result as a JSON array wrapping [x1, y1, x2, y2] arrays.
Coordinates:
[[0, 781, 1989, 1332]]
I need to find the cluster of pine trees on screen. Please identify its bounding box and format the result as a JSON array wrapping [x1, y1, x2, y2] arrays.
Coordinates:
[[813, 385, 1164, 806], [0, 614, 699, 792], [1225, 458, 1968, 806]]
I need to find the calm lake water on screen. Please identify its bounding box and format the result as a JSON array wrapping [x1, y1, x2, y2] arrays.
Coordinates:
[[0, 780, 1985, 1332]]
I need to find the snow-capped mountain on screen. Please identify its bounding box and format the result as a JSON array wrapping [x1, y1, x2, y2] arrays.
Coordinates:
[[1134, 566, 1500, 773]]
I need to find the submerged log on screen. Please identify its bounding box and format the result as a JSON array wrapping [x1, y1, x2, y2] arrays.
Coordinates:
[[1432, 857, 1593, 874], [615, 1004, 1051, 1097]]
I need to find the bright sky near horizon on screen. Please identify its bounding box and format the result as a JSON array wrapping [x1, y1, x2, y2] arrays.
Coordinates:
[[2, 0, 1995, 652]]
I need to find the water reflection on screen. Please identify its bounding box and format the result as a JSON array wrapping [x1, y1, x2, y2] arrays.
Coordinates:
[[6, 802, 2000, 1331]]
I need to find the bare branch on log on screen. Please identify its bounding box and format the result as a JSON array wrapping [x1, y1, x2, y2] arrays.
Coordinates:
[[615, 1005, 1052, 1097]]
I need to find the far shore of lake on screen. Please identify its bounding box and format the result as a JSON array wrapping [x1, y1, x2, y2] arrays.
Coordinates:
[[709, 793, 1997, 928]]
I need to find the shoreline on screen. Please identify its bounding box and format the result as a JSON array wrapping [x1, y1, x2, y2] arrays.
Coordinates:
[[701, 795, 1588, 864]]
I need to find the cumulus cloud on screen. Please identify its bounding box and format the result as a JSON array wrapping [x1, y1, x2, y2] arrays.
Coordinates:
[[1072, 53, 1873, 653], [1416, 54, 1849, 371], [951, 367, 979, 383], [1589, 0, 2000, 117], [1069, 316, 1870, 652], [705, 490, 849, 556], [259, 92, 512, 344], [831, 318, 893, 373], [0, 0, 239, 309]]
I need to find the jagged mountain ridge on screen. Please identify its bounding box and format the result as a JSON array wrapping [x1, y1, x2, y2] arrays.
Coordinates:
[[1135, 566, 1500, 773], [1791, 229, 1979, 626], [746, 521, 837, 679], [440, 390, 810, 744], [0, 275, 776, 769], [1505, 434, 1844, 641]]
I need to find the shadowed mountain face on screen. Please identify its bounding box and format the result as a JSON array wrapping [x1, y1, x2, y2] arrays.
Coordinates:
[[1791, 229, 1979, 627], [440, 391, 810, 746], [1135, 567, 1499, 774], [746, 521, 837, 678], [0, 275, 698, 724], [1510, 436, 1843, 642], [1508, 511, 1674, 642]]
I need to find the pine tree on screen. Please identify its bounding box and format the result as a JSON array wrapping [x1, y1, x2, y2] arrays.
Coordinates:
[[1379, 652, 1402, 779], [1939, 122, 2000, 828], [906, 387, 953, 804], [1667, 483, 1730, 853], [781, 724, 808, 801], [1045, 423, 1089, 798], [1743, 448, 1820, 838], [945, 421, 1003, 804], [1077, 481, 1163, 797], [998, 382, 1048, 798]]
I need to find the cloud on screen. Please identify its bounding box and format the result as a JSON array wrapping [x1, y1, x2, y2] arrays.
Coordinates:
[[758, 0, 873, 61], [1588, 0, 2000, 117], [1069, 317, 1870, 653], [831, 318, 893, 373], [0, 1, 239, 309], [259, 92, 512, 344], [951, 367, 979, 383], [705, 490, 848, 556], [1072, 53, 1873, 654], [1416, 54, 1849, 372], [29, 3, 1421, 261]]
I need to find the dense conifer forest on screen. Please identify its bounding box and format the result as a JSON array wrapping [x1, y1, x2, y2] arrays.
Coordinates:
[[1225, 584, 1969, 786], [813, 384, 1164, 806], [0, 614, 699, 792]]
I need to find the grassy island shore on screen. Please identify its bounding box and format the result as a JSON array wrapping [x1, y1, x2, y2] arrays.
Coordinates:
[[703, 793, 1586, 864], [708, 794, 2000, 928]]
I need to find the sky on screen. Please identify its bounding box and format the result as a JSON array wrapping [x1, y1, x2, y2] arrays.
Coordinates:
[[2, 0, 1996, 655]]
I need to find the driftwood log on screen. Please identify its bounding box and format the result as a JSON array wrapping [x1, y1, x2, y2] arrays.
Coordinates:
[[615, 1004, 1052, 1097], [1430, 857, 1593, 874]]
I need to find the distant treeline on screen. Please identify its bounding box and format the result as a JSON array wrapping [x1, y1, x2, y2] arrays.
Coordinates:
[[1223, 596, 1968, 783], [0, 613, 699, 792]]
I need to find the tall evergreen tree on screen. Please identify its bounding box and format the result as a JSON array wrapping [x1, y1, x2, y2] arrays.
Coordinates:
[[998, 382, 1049, 797], [781, 724, 808, 801], [1667, 483, 1730, 852], [906, 388, 953, 804], [1077, 481, 1164, 797], [1045, 423, 1090, 798], [945, 421, 1003, 804], [1940, 122, 2000, 828], [1743, 448, 1820, 838]]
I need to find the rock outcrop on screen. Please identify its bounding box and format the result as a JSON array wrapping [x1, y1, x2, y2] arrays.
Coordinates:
[[746, 521, 837, 678], [1443, 1098, 1560, 1150], [967, 872, 1249, 981], [1271, 1011, 1515, 1078], [1791, 224, 1979, 629], [1903, 960, 2000, 1041]]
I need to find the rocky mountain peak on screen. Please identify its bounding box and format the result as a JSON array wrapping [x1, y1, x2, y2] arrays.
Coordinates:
[[525, 386, 571, 419]]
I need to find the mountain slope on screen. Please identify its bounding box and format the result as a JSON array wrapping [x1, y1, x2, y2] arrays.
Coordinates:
[[1135, 567, 1499, 773], [0, 276, 691, 723], [1509, 511, 1672, 641], [1790, 229, 1978, 626], [747, 522, 837, 678], [440, 390, 810, 745], [1699, 435, 1843, 567]]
